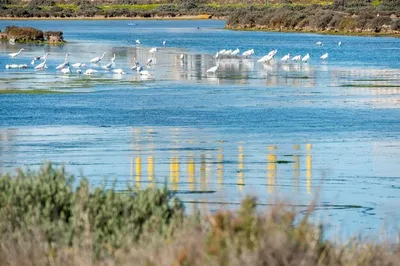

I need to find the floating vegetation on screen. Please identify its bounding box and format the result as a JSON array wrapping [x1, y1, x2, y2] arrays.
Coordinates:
[[275, 160, 294, 164], [0, 89, 68, 94], [342, 84, 400, 88]]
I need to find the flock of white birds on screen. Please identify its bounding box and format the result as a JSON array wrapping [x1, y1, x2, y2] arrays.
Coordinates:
[[206, 40, 339, 74], [5, 39, 339, 77]]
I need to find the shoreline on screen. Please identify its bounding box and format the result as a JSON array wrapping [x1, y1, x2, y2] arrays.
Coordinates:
[[226, 25, 400, 37], [0, 16, 399, 37], [0, 15, 225, 21]]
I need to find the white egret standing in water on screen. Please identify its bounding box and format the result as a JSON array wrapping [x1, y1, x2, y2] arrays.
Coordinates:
[[61, 67, 72, 74], [207, 60, 220, 74], [102, 54, 116, 70], [291, 55, 301, 62], [136, 40, 141, 44], [338, 41, 342, 46], [316, 41, 323, 46], [320, 53, 329, 60], [90, 52, 107, 64], [242, 49, 254, 58], [281, 53, 290, 62], [56, 53, 71, 70], [301, 53, 310, 62], [162, 40, 166, 46], [35, 58, 47, 70], [112, 69, 125, 74], [9, 48, 25, 58]]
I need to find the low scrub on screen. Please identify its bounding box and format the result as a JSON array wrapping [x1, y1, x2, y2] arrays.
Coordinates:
[[0, 164, 400, 265]]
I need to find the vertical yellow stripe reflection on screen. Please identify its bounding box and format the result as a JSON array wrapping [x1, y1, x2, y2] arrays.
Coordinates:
[[170, 156, 179, 191], [188, 153, 195, 191], [147, 156, 154, 188], [267, 145, 277, 194], [135, 157, 141, 189]]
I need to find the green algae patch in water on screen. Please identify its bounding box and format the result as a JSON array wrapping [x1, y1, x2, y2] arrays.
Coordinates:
[[0, 89, 69, 94], [341, 84, 400, 88]]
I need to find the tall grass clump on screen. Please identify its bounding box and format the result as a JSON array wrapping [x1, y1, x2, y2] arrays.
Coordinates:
[[0, 164, 400, 265]]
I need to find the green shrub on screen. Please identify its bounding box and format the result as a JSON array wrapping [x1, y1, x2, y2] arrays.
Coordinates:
[[0, 164, 184, 256]]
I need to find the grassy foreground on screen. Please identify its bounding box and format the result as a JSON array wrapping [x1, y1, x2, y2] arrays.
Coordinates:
[[0, 164, 399, 265]]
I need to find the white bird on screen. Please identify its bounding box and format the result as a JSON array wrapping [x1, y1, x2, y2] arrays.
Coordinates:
[[112, 69, 125, 74], [56, 53, 71, 70], [77, 69, 82, 74], [149, 47, 157, 53], [137, 66, 152, 77], [180, 53, 184, 60], [207, 61, 220, 74], [231, 48, 240, 56], [338, 41, 342, 46], [61, 67, 71, 74], [301, 53, 310, 62], [102, 54, 116, 70], [34, 58, 47, 70], [85, 69, 98, 75], [90, 52, 107, 64], [316, 41, 323, 46], [292, 55, 301, 62], [71, 62, 86, 68], [162, 40, 166, 46], [9, 48, 25, 58], [268, 49, 278, 57], [242, 49, 254, 58], [281, 53, 290, 62], [136, 40, 141, 45], [147, 58, 153, 65], [320, 53, 329, 60], [257, 54, 273, 63]]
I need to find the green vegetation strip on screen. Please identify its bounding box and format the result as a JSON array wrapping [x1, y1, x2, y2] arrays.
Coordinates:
[[0, 164, 398, 265], [343, 84, 400, 88], [0, 89, 68, 94]]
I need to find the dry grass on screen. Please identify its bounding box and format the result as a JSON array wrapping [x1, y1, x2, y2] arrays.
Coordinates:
[[0, 164, 399, 266]]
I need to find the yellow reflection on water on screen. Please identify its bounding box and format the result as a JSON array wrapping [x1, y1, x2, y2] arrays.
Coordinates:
[[267, 146, 276, 194], [135, 157, 141, 189], [306, 144, 312, 194], [188, 153, 195, 191], [148, 156, 154, 188], [238, 146, 244, 192], [170, 156, 179, 191]]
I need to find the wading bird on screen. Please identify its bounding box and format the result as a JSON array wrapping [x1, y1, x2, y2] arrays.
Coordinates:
[[9, 48, 25, 58], [292, 55, 301, 62], [34, 58, 47, 71], [85, 69, 98, 75], [90, 52, 107, 64], [112, 69, 125, 75], [56, 53, 71, 70], [149, 47, 157, 53], [320, 53, 329, 60], [281, 53, 290, 62], [316, 41, 323, 46], [61, 67, 72, 74], [102, 54, 116, 70], [207, 60, 220, 74], [71, 62, 86, 68], [242, 49, 254, 58], [338, 41, 342, 46], [301, 53, 310, 62], [136, 40, 141, 44]]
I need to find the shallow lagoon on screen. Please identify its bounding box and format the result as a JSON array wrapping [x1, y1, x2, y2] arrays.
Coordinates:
[[0, 20, 399, 240]]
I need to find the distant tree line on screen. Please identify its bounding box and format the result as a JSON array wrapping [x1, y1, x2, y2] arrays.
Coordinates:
[[0, 0, 399, 34]]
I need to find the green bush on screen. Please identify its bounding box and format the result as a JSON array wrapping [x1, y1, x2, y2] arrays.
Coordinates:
[[0, 164, 184, 256]]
